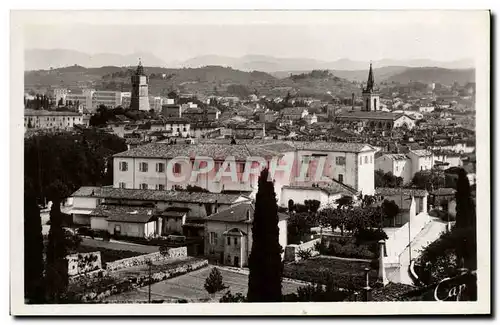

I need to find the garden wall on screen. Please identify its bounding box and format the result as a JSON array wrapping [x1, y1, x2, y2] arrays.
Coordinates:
[[284, 238, 321, 262], [76, 259, 208, 302], [105, 246, 187, 271]]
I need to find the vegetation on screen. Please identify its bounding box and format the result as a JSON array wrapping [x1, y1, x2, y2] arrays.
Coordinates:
[[287, 199, 321, 244], [375, 169, 403, 188], [381, 199, 400, 227], [283, 257, 376, 291], [204, 268, 227, 295], [24, 192, 45, 304], [219, 291, 247, 303], [417, 168, 477, 283], [45, 201, 69, 303], [247, 168, 282, 302], [24, 128, 127, 203], [74, 246, 143, 266]]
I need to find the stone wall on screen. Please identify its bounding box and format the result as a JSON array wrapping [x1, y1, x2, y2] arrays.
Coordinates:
[[66, 252, 102, 276], [77, 259, 208, 302], [105, 246, 187, 271], [284, 238, 321, 262]]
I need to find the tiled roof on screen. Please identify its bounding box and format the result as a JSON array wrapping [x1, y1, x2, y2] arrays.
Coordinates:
[[71, 186, 249, 205], [25, 109, 82, 117], [409, 149, 432, 157], [337, 111, 402, 121], [376, 187, 428, 197], [281, 107, 307, 115], [205, 202, 288, 223], [91, 205, 156, 223], [288, 141, 374, 153], [380, 154, 410, 161], [206, 202, 254, 223]]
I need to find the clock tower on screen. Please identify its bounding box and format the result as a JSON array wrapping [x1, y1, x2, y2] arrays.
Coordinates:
[[130, 60, 150, 111]]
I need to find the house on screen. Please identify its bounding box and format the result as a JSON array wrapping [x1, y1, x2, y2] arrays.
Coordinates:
[[408, 149, 434, 175], [165, 118, 191, 137], [375, 154, 412, 184], [280, 180, 358, 210], [24, 109, 84, 131], [162, 104, 182, 118], [183, 107, 220, 122], [69, 186, 251, 234], [259, 111, 279, 123], [336, 111, 416, 131], [204, 201, 288, 267], [288, 141, 377, 195], [419, 106, 435, 113], [432, 152, 463, 170], [304, 114, 318, 125], [281, 107, 309, 122], [90, 205, 159, 238], [375, 187, 429, 215]]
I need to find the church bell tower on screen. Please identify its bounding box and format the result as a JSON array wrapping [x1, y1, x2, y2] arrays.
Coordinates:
[[130, 59, 150, 111], [362, 63, 380, 112]]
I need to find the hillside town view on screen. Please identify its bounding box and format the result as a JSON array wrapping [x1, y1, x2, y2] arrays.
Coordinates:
[[23, 24, 478, 305]]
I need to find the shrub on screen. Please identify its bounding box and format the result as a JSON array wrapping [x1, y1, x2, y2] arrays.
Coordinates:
[[297, 247, 313, 260], [355, 228, 388, 244], [204, 267, 227, 295], [219, 291, 247, 303]]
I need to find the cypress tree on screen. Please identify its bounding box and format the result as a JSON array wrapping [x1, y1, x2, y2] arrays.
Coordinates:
[[247, 168, 282, 302], [45, 199, 68, 303], [454, 168, 476, 270], [24, 190, 45, 303]]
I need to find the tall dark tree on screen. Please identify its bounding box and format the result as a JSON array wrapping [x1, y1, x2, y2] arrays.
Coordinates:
[[247, 168, 282, 302], [45, 191, 69, 303], [455, 168, 476, 269], [382, 199, 400, 227], [24, 189, 45, 304]]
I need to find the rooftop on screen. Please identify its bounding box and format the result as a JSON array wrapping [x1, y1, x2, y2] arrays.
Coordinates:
[[376, 187, 429, 197], [205, 202, 288, 223], [71, 186, 249, 205], [288, 141, 375, 153], [91, 205, 156, 223], [25, 109, 82, 117], [409, 149, 433, 157], [380, 153, 409, 161], [337, 111, 402, 121]]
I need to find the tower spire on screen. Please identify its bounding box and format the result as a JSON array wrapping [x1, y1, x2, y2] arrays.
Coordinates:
[[136, 58, 144, 76], [366, 62, 375, 92]]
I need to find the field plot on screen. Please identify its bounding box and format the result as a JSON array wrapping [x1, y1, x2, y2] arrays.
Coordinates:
[[105, 266, 305, 302]]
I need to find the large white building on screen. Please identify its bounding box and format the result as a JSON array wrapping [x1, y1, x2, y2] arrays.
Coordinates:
[[111, 141, 376, 204], [24, 109, 84, 131], [55, 88, 128, 112]]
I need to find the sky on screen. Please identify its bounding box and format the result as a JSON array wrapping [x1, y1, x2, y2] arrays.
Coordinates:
[[22, 11, 486, 63]]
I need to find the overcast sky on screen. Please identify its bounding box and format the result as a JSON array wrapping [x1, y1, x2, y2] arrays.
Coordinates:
[[23, 11, 485, 63]]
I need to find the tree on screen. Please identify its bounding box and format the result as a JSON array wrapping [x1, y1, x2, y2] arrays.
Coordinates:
[[382, 199, 400, 227], [204, 267, 227, 296], [45, 199, 69, 303], [24, 191, 45, 304], [247, 168, 282, 302], [454, 168, 476, 269]]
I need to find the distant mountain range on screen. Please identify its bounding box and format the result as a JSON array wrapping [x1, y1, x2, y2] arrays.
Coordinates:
[[25, 49, 474, 73]]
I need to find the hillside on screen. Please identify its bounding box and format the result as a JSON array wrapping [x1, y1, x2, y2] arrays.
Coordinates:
[[24, 65, 361, 99], [271, 66, 409, 82], [385, 67, 475, 85]]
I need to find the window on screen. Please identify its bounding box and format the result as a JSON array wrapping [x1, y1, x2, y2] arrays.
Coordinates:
[[227, 237, 231, 246], [119, 182, 126, 189], [396, 166, 399, 172], [420, 166, 423, 171], [360, 156, 363, 165], [370, 156, 373, 164], [234, 237, 238, 245], [237, 163, 245, 173], [119, 161, 128, 171], [140, 183, 148, 190], [156, 163, 165, 173], [173, 163, 182, 174], [364, 156, 368, 164], [209, 232, 218, 245], [139, 162, 148, 172], [156, 184, 165, 191], [338, 174, 344, 183], [335, 157, 346, 166]]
